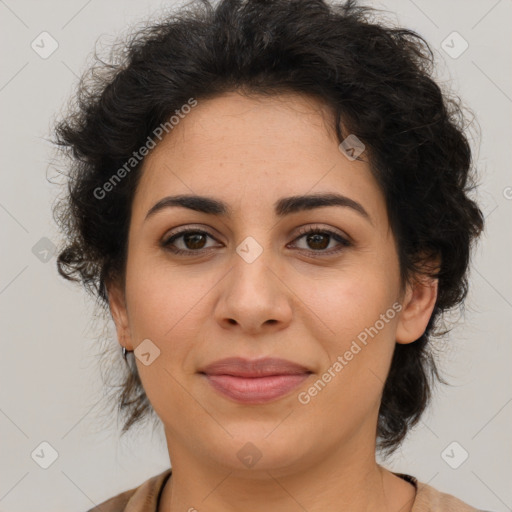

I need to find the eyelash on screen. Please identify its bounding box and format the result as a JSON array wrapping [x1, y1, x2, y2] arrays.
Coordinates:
[[160, 225, 351, 257]]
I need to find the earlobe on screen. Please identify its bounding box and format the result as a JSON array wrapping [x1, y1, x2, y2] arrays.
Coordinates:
[[395, 275, 438, 345], [106, 280, 133, 352]]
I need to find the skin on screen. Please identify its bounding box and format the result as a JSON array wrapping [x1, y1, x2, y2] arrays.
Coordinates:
[[108, 91, 438, 512]]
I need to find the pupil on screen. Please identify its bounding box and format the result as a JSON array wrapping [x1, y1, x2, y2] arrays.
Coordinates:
[[185, 233, 206, 249], [308, 233, 328, 250]]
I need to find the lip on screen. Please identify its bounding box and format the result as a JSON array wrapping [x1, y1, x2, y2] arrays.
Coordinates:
[[199, 357, 312, 404]]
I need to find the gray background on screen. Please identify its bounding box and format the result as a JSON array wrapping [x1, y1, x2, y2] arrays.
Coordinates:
[[0, 0, 511, 510]]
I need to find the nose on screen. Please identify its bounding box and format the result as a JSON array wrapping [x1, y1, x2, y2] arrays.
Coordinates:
[[213, 244, 293, 336]]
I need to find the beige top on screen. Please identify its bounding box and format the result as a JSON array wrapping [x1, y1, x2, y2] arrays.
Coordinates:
[[85, 468, 484, 512]]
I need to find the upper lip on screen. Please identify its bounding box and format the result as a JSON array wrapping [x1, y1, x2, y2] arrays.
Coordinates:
[[199, 357, 311, 377]]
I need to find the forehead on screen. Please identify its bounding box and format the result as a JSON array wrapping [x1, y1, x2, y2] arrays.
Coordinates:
[[132, 91, 387, 228], [147, 91, 340, 168]]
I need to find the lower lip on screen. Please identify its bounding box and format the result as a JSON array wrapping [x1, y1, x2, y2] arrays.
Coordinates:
[[203, 373, 310, 404]]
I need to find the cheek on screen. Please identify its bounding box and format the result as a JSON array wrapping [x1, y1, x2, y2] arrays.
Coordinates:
[[124, 255, 207, 422], [291, 260, 400, 409], [297, 291, 398, 435], [124, 249, 208, 343], [292, 262, 400, 347]]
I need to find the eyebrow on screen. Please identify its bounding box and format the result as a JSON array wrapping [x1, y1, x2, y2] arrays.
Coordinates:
[[145, 192, 372, 224]]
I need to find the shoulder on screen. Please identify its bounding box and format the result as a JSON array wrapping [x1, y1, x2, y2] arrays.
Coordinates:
[[85, 488, 136, 512], [413, 480, 490, 512], [84, 468, 172, 512]]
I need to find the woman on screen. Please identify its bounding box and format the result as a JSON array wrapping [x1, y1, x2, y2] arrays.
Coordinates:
[[53, 0, 488, 510]]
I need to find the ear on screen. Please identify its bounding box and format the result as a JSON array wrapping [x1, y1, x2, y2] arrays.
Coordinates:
[[395, 266, 439, 345], [106, 278, 134, 352]]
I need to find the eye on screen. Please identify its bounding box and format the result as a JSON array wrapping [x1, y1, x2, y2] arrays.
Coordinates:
[[160, 228, 220, 255], [289, 226, 351, 256], [160, 225, 351, 257]]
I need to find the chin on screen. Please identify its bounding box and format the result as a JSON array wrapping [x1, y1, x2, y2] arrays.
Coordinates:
[[200, 425, 313, 475]]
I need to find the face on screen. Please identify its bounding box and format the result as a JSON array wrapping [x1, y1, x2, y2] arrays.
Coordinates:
[[109, 91, 437, 476]]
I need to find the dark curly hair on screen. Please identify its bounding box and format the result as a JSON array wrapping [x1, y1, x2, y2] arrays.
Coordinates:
[[52, 0, 484, 454]]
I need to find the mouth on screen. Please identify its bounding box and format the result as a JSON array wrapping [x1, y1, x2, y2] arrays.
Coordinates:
[[198, 357, 312, 404]]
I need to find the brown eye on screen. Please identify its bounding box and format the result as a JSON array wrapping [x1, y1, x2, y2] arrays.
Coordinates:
[[161, 229, 218, 255], [305, 232, 330, 250], [181, 232, 208, 250], [161, 226, 351, 257], [290, 227, 351, 255]]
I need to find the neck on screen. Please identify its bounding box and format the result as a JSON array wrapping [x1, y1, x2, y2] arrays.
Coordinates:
[[158, 434, 416, 512]]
